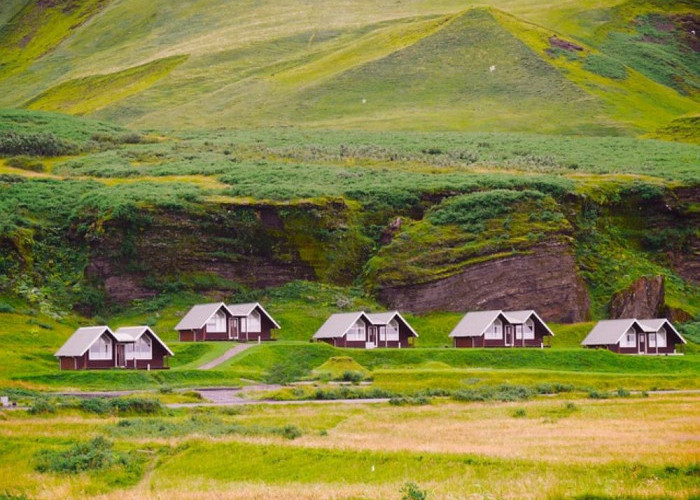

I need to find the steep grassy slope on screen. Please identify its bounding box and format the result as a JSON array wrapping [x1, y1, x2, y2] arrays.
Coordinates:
[[1, 1, 697, 134], [0, 0, 108, 79], [25, 55, 188, 115]]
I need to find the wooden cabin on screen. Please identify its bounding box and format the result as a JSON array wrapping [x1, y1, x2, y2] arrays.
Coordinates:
[[449, 310, 554, 348], [313, 311, 418, 349], [55, 326, 119, 370], [175, 302, 279, 342], [55, 325, 173, 370], [227, 302, 280, 342], [581, 318, 686, 355], [113, 326, 174, 369]]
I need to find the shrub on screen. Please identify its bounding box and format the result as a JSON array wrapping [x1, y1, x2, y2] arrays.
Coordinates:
[[111, 397, 162, 415], [5, 156, 46, 172], [401, 482, 428, 500], [512, 408, 527, 418], [427, 190, 544, 231], [274, 425, 303, 440], [0, 302, 15, 313], [80, 398, 112, 415], [389, 396, 431, 406], [80, 397, 162, 416], [338, 371, 365, 383], [28, 399, 55, 415], [588, 390, 610, 399], [616, 388, 631, 398], [0, 131, 77, 156], [35, 437, 126, 474], [453, 385, 533, 403]]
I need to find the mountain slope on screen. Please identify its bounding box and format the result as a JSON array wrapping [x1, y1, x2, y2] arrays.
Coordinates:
[[0, 0, 698, 135]]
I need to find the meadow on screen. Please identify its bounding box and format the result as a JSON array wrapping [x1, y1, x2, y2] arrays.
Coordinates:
[[0, 393, 697, 499]]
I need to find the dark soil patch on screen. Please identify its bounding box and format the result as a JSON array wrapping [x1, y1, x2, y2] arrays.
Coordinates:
[[549, 36, 584, 52]]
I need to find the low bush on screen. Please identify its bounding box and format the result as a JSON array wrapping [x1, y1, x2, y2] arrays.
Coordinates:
[[401, 482, 428, 500], [337, 371, 365, 383], [28, 399, 56, 415], [0, 131, 77, 156], [0, 302, 15, 313], [35, 437, 128, 474], [273, 425, 303, 440], [452, 385, 533, 403], [312, 387, 394, 400], [588, 390, 610, 399], [79, 397, 162, 416], [389, 396, 431, 406], [512, 408, 527, 418], [5, 156, 46, 172]]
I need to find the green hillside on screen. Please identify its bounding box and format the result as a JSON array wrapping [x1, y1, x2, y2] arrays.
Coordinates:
[[0, 0, 696, 135]]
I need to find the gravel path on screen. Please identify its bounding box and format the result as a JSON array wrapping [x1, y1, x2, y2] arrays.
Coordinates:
[[197, 343, 254, 370], [167, 398, 392, 408]]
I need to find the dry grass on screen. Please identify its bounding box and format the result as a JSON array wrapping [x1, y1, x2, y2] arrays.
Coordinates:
[[287, 396, 700, 464]]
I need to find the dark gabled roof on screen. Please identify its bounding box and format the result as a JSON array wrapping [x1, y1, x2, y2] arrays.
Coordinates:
[[174, 302, 232, 331], [114, 326, 175, 356], [55, 326, 114, 357]]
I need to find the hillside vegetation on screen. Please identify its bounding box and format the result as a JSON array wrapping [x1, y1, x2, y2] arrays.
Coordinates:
[[0, 0, 697, 136]]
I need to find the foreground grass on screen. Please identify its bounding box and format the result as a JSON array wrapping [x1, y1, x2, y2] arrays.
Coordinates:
[[0, 394, 697, 499]]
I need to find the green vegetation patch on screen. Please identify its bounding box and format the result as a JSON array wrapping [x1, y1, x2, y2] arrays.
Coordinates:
[[0, 0, 108, 78], [365, 192, 571, 288], [312, 356, 370, 380], [582, 53, 628, 80], [0, 109, 126, 142], [26, 55, 188, 115], [599, 11, 700, 97]]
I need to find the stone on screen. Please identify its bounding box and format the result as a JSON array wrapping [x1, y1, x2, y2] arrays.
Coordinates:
[[377, 242, 590, 323], [609, 275, 665, 319]]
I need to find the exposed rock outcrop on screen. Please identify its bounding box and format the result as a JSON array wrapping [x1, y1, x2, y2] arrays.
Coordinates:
[[609, 275, 665, 319], [377, 242, 590, 323]]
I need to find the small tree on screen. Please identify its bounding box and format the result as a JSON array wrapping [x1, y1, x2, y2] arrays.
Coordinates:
[[401, 482, 427, 500]]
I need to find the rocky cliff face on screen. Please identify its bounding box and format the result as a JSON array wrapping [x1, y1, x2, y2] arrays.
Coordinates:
[[609, 275, 666, 319], [377, 242, 590, 322], [83, 200, 364, 304]]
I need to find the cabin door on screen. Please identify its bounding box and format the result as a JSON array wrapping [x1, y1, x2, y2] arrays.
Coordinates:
[[504, 326, 514, 347], [116, 344, 126, 367], [366, 326, 376, 349], [229, 317, 237, 340], [638, 333, 646, 354]]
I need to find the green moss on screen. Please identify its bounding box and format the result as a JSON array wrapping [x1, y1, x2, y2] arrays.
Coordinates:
[[365, 193, 571, 288]]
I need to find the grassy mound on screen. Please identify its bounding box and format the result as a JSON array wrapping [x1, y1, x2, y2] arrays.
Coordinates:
[[312, 356, 370, 379]]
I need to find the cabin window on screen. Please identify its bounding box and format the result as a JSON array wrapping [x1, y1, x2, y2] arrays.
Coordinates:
[[88, 334, 112, 360], [380, 319, 400, 341], [620, 329, 636, 347], [524, 319, 535, 339], [485, 319, 503, 339], [346, 319, 366, 341], [127, 336, 152, 360], [247, 310, 261, 333], [206, 310, 227, 333], [649, 329, 667, 348], [514, 324, 524, 339]]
